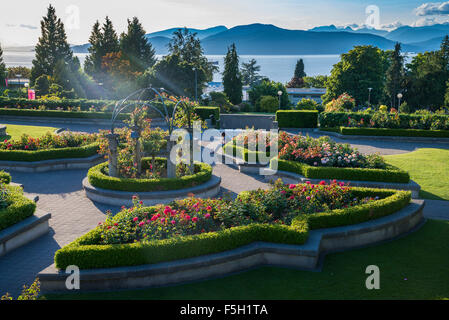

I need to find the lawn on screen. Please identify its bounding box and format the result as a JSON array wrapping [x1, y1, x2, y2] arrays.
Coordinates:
[[46, 219, 449, 300], [1, 124, 58, 141], [384, 148, 449, 200]]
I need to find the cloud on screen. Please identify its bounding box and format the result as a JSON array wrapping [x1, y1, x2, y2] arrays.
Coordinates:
[[415, 2, 449, 16], [381, 21, 404, 30], [412, 17, 438, 26], [19, 24, 37, 30]]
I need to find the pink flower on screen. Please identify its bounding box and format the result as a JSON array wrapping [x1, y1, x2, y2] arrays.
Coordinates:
[[139, 201, 143, 205], [192, 217, 198, 222], [289, 184, 296, 190], [164, 206, 172, 215], [306, 196, 311, 201], [204, 213, 211, 219], [319, 181, 326, 186], [206, 206, 212, 211], [132, 195, 138, 200], [171, 220, 176, 225], [138, 221, 145, 227], [133, 217, 138, 222], [185, 215, 191, 221], [160, 218, 165, 223], [280, 190, 286, 195], [306, 181, 311, 185], [289, 196, 295, 200]]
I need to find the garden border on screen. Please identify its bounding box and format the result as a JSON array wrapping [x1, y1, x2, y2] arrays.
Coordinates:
[[83, 175, 222, 206], [37, 199, 424, 294]]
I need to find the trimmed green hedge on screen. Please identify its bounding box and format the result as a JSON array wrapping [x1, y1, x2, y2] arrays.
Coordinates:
[[222, 142, 275, 163], [54, 187, 411, 269], [194, 107, 220, 126], [0, 108, 128, 120], [0, 97, 116, 111], [271, 158, 410, 183], [0, 185, 37, 231], [87, 158, 213, 192], [338, 127, 449, 138], [0, 171, 11, 184], [276, 110, 318, 128], [0, 143, 100, 162]]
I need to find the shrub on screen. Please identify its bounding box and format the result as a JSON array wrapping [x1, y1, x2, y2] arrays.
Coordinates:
[[0, 184, 36, 231], [276, 110, 318, 128], [207, 92, 233, 113], [296, 98, 318, 110], [325, 93, 355, 112], [379, 105, 388, 113], [87, 158, 213, 192], [259, 95, 278, 113], [0, 171, 11, 184], [194, 107, 220, 125], [339, 127, 449, 138]]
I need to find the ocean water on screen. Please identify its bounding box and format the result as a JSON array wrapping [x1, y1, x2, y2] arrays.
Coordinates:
[[3, 51, 341, 83]]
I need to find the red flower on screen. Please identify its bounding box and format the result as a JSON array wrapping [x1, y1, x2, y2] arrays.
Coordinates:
[[192, 217, 198, 222]]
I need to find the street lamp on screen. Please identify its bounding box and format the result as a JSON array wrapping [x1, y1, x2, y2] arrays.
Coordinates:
[[193, 67, 198, 102], [397, 93, 403, 108], [277, 90, 283, 110], [368, 87, 372, 106]]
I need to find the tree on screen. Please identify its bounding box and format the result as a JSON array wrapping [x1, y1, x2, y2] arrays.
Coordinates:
[[0, 44, 6, 87], [241, 59, 261, 86], [385, 43, 405, 108], [303, 75, 328, 88], [248, 80, 289, 111], [294, 59, 306, 78], [120, 17, 156, 73], [34, 75, 50, 96], [323, 45, 386, 106], [222, 43, 242, 105], [85, 17, 120, 81], [7, 67, 31, 79], [30, 5, 74, 84]]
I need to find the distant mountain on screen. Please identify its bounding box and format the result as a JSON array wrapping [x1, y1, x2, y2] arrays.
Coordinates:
[[309, 25, 388, 37], [200, 23, 418, 55], [147, 36, 171, 55], [146, 26, 227, 40], [385, 24, 449, 43], [408, 36, 446, 52], [71, 43, 90, 53]]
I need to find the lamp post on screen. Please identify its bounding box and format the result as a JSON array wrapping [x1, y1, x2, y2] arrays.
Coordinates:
[[368, 87, 372, 106], [193, 67, 198, 102], [277, 90, 283, 110], [397, 93, 403, 108]]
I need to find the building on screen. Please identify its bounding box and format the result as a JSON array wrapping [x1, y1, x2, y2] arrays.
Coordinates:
[[5, 78, 30, 89], [286, 87, 327, 105]]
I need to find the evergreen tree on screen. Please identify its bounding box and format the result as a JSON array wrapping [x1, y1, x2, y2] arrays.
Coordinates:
[[222, 43, 242, 105], [120, 17, 156, 73], [30, 5, 74, 84], [241, 59, 261, 86], [84, 17, 119, 80], [385, 42, 405, 108], [440, 35, 449, 73], [0, 44, 6, 87], [294, 59, 306, 78]]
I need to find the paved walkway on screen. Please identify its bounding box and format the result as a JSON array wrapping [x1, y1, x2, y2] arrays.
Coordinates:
[[0, 121, 448, 296]]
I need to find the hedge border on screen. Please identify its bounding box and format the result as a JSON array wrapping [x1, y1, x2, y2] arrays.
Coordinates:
[[271, 158, 410, 183], [0, 143, 100, 162], [54, 186, 411, 270], [222, 142, 274, 163], [276, 110, 318, 128], [0, 108, 128, 120], [0, 185, 37, 231], [338, 127, 449, 138], [87, 158, 213, 192], [194, 107, 220, 126]]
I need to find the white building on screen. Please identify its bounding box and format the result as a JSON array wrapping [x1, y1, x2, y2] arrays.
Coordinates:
[[287, 88, 327, 105]]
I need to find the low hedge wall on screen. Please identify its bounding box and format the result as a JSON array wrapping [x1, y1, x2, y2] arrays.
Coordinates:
[[276, 110, 318, 128], [54, 187, 411, 269], [0, 185, 37, 231], [0, 108, 128, 120], [338, 127, 449, 138], [0, 97, 116, 111], [222, 142, 274, 163], [87, 158, 213, 192], [272, 158, 410, 183], [0, 171, 11, 184], [194, 107, 220, 125], [0, 143, 100, 162]]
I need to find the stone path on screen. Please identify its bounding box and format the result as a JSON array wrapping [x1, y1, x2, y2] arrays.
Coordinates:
[[0, 120, 447, 296]]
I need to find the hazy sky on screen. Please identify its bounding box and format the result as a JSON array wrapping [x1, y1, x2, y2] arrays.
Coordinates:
[[1, 0, 449, 46]]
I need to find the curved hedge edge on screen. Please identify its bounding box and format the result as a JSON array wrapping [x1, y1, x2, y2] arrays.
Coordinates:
[[54, 186, 411, 270], [87, 158, 213, 192], [0, 185, 37, 231], [54, 223, 308, 270], [339, 127, 449, 138], [271, 158, 410, 183], [223, 142, 276, 163], [0, 143, 100, 162]]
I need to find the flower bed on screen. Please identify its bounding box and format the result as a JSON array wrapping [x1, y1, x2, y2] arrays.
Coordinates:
[[0, 132, 100, 162], [54, 180, 411, 269], [87, 158, 213, 192], [0, 184, 37, 231]]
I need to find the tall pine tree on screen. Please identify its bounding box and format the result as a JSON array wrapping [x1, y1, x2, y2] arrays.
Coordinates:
[[30, 5, 74, 84], [222, 43, 242, 105], [385, 42, 405, 108], [0, 44, 6, 87], [241, 59, 261, 86], [120, 17, 156, 73], [294, 59, 306, 78]]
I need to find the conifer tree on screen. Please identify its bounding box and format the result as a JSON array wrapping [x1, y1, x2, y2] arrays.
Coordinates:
[[0, 44, 6, 87], [222, 43, 242, 105], [385, 42, 405, 108], [30, 5, 74, 84], [120, 17, 156, 73], [294, 59, 306, 78]]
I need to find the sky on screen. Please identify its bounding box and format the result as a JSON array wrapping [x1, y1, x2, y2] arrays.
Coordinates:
[[1, 0, 449, 46]]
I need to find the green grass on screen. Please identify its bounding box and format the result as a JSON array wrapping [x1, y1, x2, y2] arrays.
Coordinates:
[[1, 124, 58, 141], [384, 148, 449, 200], [46, 219, 449, 300]]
